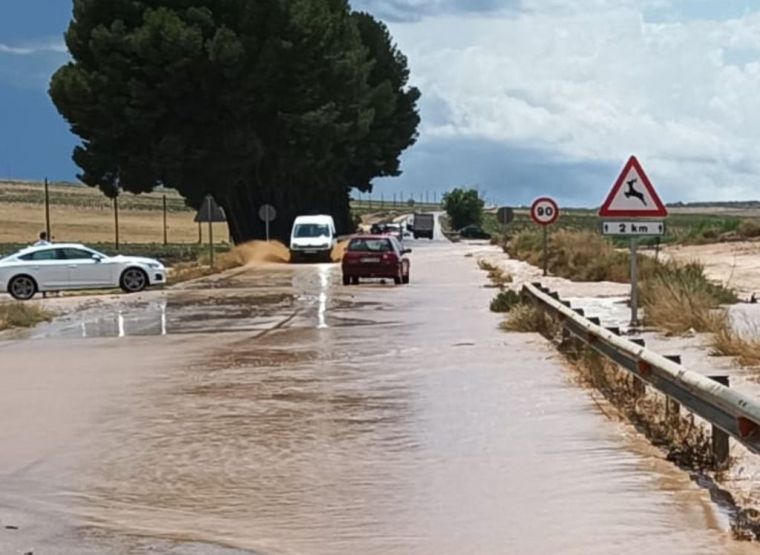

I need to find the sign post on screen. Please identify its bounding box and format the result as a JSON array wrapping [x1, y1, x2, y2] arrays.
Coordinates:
[[195, 195, 226, 268], [599, 155, 668, 327], [530, 197, 560, 277], [630, 238, 639, 325], [258, 204, 277, 241], [496, 206, 515, 241]]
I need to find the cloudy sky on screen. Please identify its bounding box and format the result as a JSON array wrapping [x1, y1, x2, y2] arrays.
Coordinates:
[[2, 1, 760, 206]]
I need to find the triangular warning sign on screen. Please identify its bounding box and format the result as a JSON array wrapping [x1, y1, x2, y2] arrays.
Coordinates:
[[599, 156, 668, 218], [194, 195, 227, 223]]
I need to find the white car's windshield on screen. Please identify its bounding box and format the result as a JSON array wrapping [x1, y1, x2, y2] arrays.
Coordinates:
[[294, 224, 329, 238]]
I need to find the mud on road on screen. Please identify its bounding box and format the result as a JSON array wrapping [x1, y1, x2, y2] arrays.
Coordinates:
[[1, 240, 758, 554]]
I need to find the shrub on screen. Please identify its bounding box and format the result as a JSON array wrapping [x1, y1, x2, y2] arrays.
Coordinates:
[[478, 259, 513, 288], [501, 304, 558, 335], [737, 220, 760, 239], [490, 290, 521, 313], [0, 303, 52, 330], [639, 261, 736, 334], [711, 326, 760, 367]]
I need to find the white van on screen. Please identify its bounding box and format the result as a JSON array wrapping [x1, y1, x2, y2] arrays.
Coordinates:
[[289, 215, 337, 262]]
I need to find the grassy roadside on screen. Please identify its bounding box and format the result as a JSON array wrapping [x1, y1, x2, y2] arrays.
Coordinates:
[[507, 229, 660, 282], [0, 303, 52, 331], [501, 229, 760, 368], [485, 210, 760, 248]]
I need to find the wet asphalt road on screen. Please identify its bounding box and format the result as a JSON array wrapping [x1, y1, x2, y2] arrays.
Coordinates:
[[1, 239, 758, 554]]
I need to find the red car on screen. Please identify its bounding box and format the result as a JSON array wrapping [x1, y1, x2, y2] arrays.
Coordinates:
[[342, 235, 411, 285]]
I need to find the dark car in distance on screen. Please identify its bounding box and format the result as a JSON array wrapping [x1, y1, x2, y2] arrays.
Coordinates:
[[342, 235, 411, 286], [457, 225, 491, 240]]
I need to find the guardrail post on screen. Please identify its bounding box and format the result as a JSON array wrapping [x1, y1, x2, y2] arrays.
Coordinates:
[[632, 377, 646, 397], [664, 356, 682, 422], [710, 375, 730, 469], [628, 338, 647, 396]]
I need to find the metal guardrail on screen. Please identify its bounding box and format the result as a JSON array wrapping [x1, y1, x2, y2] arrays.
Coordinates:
[[523, 282, 760, 456]]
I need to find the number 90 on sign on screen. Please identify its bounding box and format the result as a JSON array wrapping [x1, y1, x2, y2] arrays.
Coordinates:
[[530, 197, 560, 226]]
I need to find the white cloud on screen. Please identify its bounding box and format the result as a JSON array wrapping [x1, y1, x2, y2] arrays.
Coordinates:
[[382, 2, 760, 202], [0, 39, 67, 56]]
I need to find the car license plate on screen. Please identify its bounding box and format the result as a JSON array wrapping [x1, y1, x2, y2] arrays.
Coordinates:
[[361, 257, 380, 263], [305, 250, 318, 254]]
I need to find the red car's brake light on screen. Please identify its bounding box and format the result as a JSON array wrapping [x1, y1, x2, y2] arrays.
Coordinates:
[[381, 253, 398, 264]]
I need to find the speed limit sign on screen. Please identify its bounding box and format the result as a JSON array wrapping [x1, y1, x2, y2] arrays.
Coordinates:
[[530, 197, 560, 226]]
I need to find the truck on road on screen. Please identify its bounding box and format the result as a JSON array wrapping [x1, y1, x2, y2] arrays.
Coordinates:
[[411, 213, 435, 240]]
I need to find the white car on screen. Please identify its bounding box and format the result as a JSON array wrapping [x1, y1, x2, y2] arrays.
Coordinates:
[[289, 214, 338, 262], [0, 243, 167, 300]]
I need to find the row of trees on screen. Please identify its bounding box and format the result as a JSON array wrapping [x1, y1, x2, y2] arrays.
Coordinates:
[[50, 0, 421, 243]]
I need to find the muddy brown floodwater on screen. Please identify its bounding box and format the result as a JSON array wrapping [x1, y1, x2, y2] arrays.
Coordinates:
[[1, 241, 758, 554]]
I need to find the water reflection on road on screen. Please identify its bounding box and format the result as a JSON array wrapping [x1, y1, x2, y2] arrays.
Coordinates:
[[1, 243, 758, 554]]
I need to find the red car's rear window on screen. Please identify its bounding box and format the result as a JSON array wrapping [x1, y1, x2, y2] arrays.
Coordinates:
[[348, 238, 392, 252]]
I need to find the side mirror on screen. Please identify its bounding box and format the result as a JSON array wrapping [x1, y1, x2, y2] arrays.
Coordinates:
[[92, 254, 104, 262], [402, 248, 412, 254]]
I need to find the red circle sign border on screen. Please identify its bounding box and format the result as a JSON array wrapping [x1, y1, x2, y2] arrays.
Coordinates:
[[530, 197, 560, 226]]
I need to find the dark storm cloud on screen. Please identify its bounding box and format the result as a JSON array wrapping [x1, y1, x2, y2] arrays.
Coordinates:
[[372, 135, 618, 208], [350, 0, 520, 22]]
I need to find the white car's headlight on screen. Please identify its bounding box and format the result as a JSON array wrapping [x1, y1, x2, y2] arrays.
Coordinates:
[[147, 262, 163, 269]]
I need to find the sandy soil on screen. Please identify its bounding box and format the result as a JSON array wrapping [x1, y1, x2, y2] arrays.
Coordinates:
[[662, 240, 760, 299]]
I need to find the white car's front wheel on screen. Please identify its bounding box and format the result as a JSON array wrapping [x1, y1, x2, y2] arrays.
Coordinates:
[[8, 275, 37, 301], [120, 268, 148, 293]]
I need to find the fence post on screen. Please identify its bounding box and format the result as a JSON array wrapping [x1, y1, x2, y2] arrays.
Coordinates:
[[113, 196, 120, 249], [198, 221, 202, 245], [162, 194, 168, 245], [207, 196, 214, 268], [710, 375, 730, 468], [44, 177, 51, 240]]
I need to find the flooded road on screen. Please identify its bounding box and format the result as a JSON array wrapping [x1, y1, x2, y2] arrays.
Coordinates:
[[1, 241, 758, 554]]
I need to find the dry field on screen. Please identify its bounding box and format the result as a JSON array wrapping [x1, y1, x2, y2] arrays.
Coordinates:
[[0, 180, 228, 245], [662, 241, 760, 297]]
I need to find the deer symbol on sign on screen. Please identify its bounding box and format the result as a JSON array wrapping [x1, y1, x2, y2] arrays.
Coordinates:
[[624, 178, 647, 206]]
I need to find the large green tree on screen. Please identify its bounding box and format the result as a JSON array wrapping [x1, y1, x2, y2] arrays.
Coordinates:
[[443, 188, 485, 230], [50, 0, 420, 243]]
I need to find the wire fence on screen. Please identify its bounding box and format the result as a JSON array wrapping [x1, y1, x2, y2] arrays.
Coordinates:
[[0, 180, 446, 248], [0, 180, 226, 247]]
